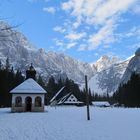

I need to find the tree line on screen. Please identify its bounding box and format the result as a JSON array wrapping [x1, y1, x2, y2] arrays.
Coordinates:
[[113, 72, 140, 107], [0, 58, 94, 107], [40, 76, 93, 105], [0, 58, 24, 107], [0, 58, 116, 108]]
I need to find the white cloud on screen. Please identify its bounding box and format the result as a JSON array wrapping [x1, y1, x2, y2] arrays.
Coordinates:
[[53, 39, 64, 47], [65, 32, 86, 41], [66, 42, 77, 49], [88, 19, 115, 50], [103, 45, 111, 49], [134, 7, 140, 14], [53, 39, 67, 51], [126, 27, 140, 37], [43, 7, 56, 14], [62, 0, 74, 11], [72, 20, 81, 29], [132, 2, 140, 14], [54, 39, 77, 50], [117, 26, 140, 39], [53, 26, 66, 33], [77, 44, 87, 51], [92, 0, 135, 25], [62, 0, 136, 25], [61, 0, 136, 50], [126, 42, 140, 49]]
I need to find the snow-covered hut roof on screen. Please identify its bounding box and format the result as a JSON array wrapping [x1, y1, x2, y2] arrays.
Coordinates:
[[57, 93, 71, 105], [50, 86, 65, 103], [10, 78, 46, 94], [57, 93, 84, 105]]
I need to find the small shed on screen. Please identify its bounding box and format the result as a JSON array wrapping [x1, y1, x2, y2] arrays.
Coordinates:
[[92, 101, 110, 107]]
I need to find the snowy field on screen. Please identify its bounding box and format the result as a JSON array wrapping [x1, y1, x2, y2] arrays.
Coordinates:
[[0, 106, 140, 140]]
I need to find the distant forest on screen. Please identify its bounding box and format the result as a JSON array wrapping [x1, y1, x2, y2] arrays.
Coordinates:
[[1, 58, 140, 107], [0, 58, 95, 107], [113, 73, 140, 107]]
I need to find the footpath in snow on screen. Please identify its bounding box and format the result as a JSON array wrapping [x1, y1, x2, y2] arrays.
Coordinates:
[[0, 106, 140, 140]]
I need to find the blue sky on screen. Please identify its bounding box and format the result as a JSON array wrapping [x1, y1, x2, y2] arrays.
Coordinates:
[[0, 0, 140, 62]]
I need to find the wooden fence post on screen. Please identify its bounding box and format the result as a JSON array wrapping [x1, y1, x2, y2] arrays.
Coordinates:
[[85, 75, 90, 120]]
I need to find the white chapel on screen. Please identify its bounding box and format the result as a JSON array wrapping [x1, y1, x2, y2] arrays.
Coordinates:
[[10, 64, 46, 112]]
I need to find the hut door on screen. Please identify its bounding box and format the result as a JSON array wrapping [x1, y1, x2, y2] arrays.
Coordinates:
[[25, 97, 32, 111]]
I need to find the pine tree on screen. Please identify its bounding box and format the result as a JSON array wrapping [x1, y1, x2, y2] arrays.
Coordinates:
[[0, 64, 24, 107], [6, 57, 10, 71], [0, 60, 2, 70], [46, 76, 58, 102], [37, 75, 45, 88], [16, 69, 24, 85]]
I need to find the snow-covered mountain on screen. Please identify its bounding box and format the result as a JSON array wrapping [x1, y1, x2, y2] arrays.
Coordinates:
[[0, 21, 95, 84], [93, 55, 121, 72], [121, 48, 140, 83], [88, 60, 130, 96], [0, 21, 135, 95]]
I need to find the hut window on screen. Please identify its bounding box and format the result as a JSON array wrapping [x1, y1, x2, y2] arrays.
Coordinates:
[[15, 96, 22, 107], [35, 97, 42, 107]]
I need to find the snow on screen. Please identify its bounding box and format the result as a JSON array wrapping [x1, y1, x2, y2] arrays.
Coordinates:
[[63, 101, 83, 104], [10, 78, 46, 94], [95, 55, 121, 72], [88, 74, 107, 95], [0, 106, 140, 140], [57, 93, 84, 105], [92, 101, 110, 107], [121, 50, 140, 84], [88, 60, 129, 96]]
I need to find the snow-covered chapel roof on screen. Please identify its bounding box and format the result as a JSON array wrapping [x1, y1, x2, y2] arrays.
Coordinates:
[[10, 78, 46, 94]]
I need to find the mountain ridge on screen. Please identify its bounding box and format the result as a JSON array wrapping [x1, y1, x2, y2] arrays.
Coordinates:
[[121, 48, 140, 84], [0, 21, 95, 84], [0, 21, 135, 96]]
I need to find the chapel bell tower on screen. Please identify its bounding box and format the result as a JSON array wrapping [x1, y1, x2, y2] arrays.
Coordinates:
[[26, 63, 36, 80]]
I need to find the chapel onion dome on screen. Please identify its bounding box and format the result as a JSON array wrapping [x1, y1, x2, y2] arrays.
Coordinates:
[[26, 63, 36, 80]]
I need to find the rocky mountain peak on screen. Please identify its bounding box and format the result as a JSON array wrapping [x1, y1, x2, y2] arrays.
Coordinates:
[[94, 55, 121, 72]]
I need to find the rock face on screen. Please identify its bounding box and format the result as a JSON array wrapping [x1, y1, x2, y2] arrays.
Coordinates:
[[121, 49, 140, 84], [0, 21, 95, 84], [94, 55, 121, 72], [88, 60, 130, 96]]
